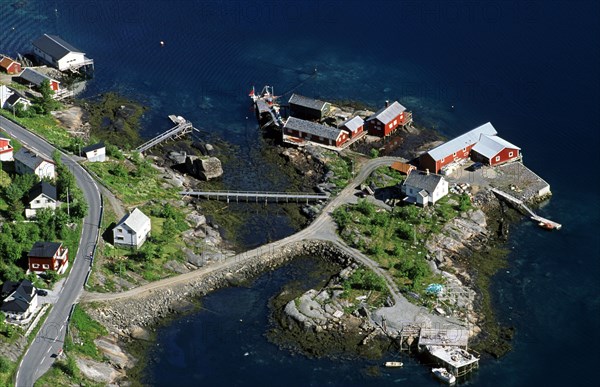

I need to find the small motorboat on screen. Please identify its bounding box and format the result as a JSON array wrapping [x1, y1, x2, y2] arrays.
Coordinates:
[[384, 361, 403, 368], [432, 367, 456, 384], [538, 221, 555, 230]]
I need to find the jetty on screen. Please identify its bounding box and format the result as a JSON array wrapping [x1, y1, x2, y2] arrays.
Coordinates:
[[180, 190, 329, 204], [250, 86, 284, 128], [490, 187, 562, 230], [135, 116, 196, 153]]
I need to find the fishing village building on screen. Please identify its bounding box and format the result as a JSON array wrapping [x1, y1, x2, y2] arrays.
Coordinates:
[[19, 67, 60, 92], [283, 116, 349, 148], [28, 241, 69, 274], [0, 137, 14, 161], [470, 134, 521, 166], [288, 94, 331, 120], [32, 34, 94, 72], [365, 101, 412, 137], [14, 148, 56, 179], [0, 56, 21, 74], [25, 181, 58, 219], [402, 170, 448, 206], [339, 116, 365, 139], [113, 208, 152, 249]]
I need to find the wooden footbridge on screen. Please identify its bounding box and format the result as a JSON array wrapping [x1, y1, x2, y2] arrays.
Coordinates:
[[135, 116, 197, 153], [180, 190, 329, 204], [490, 188, 562, 230]]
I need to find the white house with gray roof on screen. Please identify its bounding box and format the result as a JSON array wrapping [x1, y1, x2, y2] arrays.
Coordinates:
[[402, 171, 448, 206], [284, 116, 349, 148], [113, 208, 151, 249], [14, 148, 56, 179], [32, 34, 93, 72]]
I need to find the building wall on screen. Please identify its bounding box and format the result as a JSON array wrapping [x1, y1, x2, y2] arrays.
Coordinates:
[[85, 149, 106, 162], [367, 114, 403, 136], [490, 147, 520, 166], [33, 46, 56, 67], [29, 249, 68, 273], [1, 62, 21, 74], [0, 149, 13, 161], [284, 127, 347, 148], [420, 144, 475, 173], [289, 104, 324, 120], [114, 222, 150, 248], [57, 52, 86, 71], [342, 125, 364, 139], [34, 161, 56, 179], [431, 180, 449, 204]]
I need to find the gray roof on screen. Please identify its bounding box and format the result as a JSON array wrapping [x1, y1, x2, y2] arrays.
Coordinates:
[[28, 181, 57, 202], [82, 142, 105, 153], [14, 148, 53, 170], [20, 67, 59, 87], [288, 94, 329, 111], [284, 116, 343, 141], [340, 116, 364, 132], [116, 208, 150, 233], [366, 101, 406, 124], [426, 122, 498, 161], [0, 280, 36, 314], [5, 93, 29, 107], [29, 241, 62, 258], [471, 134, 520, 159], [32, 34, 83, 60], [404, 171, 446, 195]]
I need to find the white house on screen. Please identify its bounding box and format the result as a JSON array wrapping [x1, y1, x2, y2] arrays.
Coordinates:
[[81, 142, 106, 162], [4, 92, 32, 111], [0, 84, 14, 108], [402, 171, 449, 206], [26, 181, 58, 219], [0, 280, 38, 322], [113, 208, 151, 249], [32, 34, 93, 72], [14, 148, 56, 179], [0, 137, 14, 161]]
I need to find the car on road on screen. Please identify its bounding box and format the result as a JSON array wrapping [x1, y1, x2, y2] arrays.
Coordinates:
[[468, 162, 483, 172], [36, 289, 48, 296]]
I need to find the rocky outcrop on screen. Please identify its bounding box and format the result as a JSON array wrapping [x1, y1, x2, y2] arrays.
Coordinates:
[[76, 357, 123, 384], [184, 155, 223, 180]]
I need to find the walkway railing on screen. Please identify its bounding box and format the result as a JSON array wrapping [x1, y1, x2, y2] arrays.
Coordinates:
[[180, 190, 329, 203]]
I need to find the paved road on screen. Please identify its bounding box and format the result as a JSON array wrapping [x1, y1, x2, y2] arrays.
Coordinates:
[[0, 116, 102, 387], [84, 156, 405, 303]]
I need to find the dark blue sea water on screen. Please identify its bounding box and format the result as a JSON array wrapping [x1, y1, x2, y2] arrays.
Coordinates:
[[2, 0, 599, 385]]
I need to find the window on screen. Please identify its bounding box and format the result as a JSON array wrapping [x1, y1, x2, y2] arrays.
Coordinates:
[[453, 152, 457, 157], [36, 199, 41, 204], [495, 156, 501, 162], [117, 236, 124, 240], [118, 228, 123, 233], [509, 151, 514, 157], [42, 264, 49, 269], [388, 123, 393, 129], [393, 119, 397, 126], [127, 230, 133, 234], [32, 263, 40, 268]]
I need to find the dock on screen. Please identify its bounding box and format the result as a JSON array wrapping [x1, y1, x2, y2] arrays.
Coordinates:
[[180, 190, 329, 204], [250, 86, 284, 128], [135, 116, 197, 153], [490, 187, 562, 230]]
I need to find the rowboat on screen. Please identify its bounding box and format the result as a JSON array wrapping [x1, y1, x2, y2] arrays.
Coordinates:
[[432, 368, 456, 384], [384, 361, 403, 368]]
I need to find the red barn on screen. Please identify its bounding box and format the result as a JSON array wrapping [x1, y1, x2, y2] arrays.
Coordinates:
[[284, 117, 349, 148], [28, 241, 69, 274], [339, 116, 364, 138], [0, 56, 21, 74], [419, 122, 498, 173], [471, 134, 521, 166], [365, 101, 412, 137]]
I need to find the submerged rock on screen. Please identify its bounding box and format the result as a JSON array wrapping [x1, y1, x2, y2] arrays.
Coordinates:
[[184, 156, 223, 180]]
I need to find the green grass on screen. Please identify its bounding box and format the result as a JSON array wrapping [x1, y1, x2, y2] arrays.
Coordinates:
[[366, 166, 406, 188], [322, 150, 353, 192], [64, 306, 108, 361], [0, 110, 72, 149], [0, 355, 16, 387], [34, 354, 104, 387]]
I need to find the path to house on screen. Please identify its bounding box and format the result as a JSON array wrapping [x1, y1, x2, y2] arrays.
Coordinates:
[[0, 115, 103, 387], [84, 154, 464, 332]]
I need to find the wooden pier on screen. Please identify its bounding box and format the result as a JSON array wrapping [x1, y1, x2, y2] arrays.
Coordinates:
[[180, 190, 329, 204], [490, 188, 562, 230], [135, 117, 196, 153], [250, 86, 285, 128]]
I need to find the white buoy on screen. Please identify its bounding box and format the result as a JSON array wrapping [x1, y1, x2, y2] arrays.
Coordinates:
[[160, 41, 165, 47]]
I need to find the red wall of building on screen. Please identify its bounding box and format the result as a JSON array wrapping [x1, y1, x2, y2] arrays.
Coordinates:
[[489, 147, 520, 166], [342, 125, 364, 139], [50, 81, 59, 91]]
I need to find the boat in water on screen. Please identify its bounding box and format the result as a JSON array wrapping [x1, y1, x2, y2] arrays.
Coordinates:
[[538, 221, 555, 230], [432, 368, 456, 384], [384, 361, 403, 368]]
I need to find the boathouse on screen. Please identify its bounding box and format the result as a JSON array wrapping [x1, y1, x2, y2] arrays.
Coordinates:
[[419, 122, 498, 174], [339, 116, 364, 138], [0, 56, 21, 74], [365, 101, 411, 137], [19, 68, 60, 92], [284, 117, 349, 148], [28, 241, 69, 274], [471, 134, 521, 166], [288, 94, 331, 120], [32, 34, 93, 72], [418, 328, 479, 377]]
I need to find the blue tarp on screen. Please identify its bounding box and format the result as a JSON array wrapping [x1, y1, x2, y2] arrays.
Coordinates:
[[426, 283, 444, 295]]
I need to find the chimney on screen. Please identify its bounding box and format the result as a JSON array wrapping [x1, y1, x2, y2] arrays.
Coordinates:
[[426, 168, 429, 175], [385, 100, 389, 108]]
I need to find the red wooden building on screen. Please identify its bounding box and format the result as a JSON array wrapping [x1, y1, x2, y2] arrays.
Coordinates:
[[28, 241, 69, 274], [0, 56, 21, 74], [339, 116, 364, 139], [19, 68, 60, 92], [365, 101, 412, 137], [284, 117, 349, 148], [419, 122, 498, 173], [471, 134, 521, 166]]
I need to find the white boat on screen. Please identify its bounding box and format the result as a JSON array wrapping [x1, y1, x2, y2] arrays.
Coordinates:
[[384, 361, 403, 368], [432, 368, 456, 384]]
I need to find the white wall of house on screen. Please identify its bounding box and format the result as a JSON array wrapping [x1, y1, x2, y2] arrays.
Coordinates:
[[85, 148, 106, 162], [25, 194, 57, 219], [0, 85, 13, 108], [430, 180, 449, 204], [34, 161, 56, 179], [57, 52, 86, 71], [113, 221, 150, 248]]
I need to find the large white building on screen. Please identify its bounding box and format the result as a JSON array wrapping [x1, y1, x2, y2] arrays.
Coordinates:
[[32, 34, 93, 72], [402, 171, 449, 206], [113, 208, 152, 249]]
